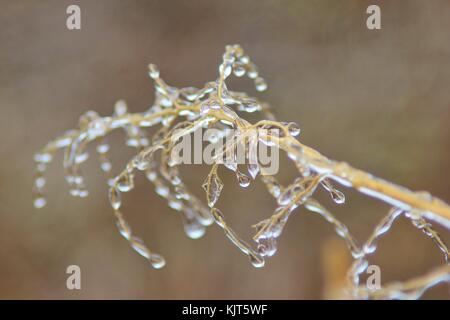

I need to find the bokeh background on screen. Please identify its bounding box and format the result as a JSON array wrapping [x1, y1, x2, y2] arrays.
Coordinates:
[[1, 0, 449, 299]]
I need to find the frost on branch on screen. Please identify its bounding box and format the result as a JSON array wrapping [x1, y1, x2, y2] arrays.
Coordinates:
[[34, 45, 450, 299]]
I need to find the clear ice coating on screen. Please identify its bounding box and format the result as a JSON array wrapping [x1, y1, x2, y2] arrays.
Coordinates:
[[33, 44, 450, 299]]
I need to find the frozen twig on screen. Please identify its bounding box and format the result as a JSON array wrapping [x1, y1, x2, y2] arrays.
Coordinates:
[[34, 45, 450, 299]]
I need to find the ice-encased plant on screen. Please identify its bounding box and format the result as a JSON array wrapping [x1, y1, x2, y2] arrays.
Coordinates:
[[33, 45, 450, 299]]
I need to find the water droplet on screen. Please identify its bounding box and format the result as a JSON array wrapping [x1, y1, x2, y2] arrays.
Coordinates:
[[240, 55, 250, 64], [96, 143, 110, 154], [101, 161, 112, 172], [247, 65, 258, 79], [146, 170, 157, 182], [249, 254, 265, 268], [155, 185, 169, 198], [322, 180, 345, 204], [175, 186, 189, 200], [287, 122, 301, 137], [184, 221, 206, 239], [233, 63, 246, 77], [109, 187, 122, 210], [70, 188, 80, 197], [72, 175, 83, 185], [114, 99, 128, 116], [196, 207, 215, 227], [89, 118, 108, 139], [202, 170, 223, 208], [331, 189, 345, 204], [168, 198, 183, 211], [255, 77, 267, 92], [35, 176, 46, 189], [78, 188, 89, 198], [34, 153, 52, 163], [160, 97, 173, 108], [75, 152, 89, 164], [242, 101, 260, 113], [134, 155, 149, 171], [257, 238, 278, 257], [126, 137, 139, 147], [33, 196, 46, 209], [236, 171, 251, 188], [148, 64, 160, 79], [116, 173, 133, 192], [150, 254, 166, 269]]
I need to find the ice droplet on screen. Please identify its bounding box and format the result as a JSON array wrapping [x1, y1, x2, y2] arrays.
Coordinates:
[[249, 254, 265, 268], [255, 77, 267, 92], [109, 187, 122, 210], [330, 189, 345, 204], [75, 152, 89, 164], [184, 221, 206, 239], [241, 101, 260, 113], [150, 254, 166, 269], [148, 64, 160, 79], [236, 171, 251, 188], [34, 153, 52, 163], [287, 122, 301, 137], [116, 173, 133, 192], [248, 67, 258, 79], [34, 176, 46, 189], [233, 64, 246, 77], [155, 185, 169, 198], [202, 170, 223, 208], [114, 100, 128, 116], [168, 198, 183, 211], [96, 143, 110, 154], [257, 238, 278, 257], [322, 180, 345, 204], [101, 161, 112, 172], [33, 196, 47, 209]]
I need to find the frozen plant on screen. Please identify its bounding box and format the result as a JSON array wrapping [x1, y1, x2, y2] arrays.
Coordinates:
[[33, 45, 450, 299]]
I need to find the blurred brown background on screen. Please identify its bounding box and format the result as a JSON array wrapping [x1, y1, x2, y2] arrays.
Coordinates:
[[1, 0, 449, 299]]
